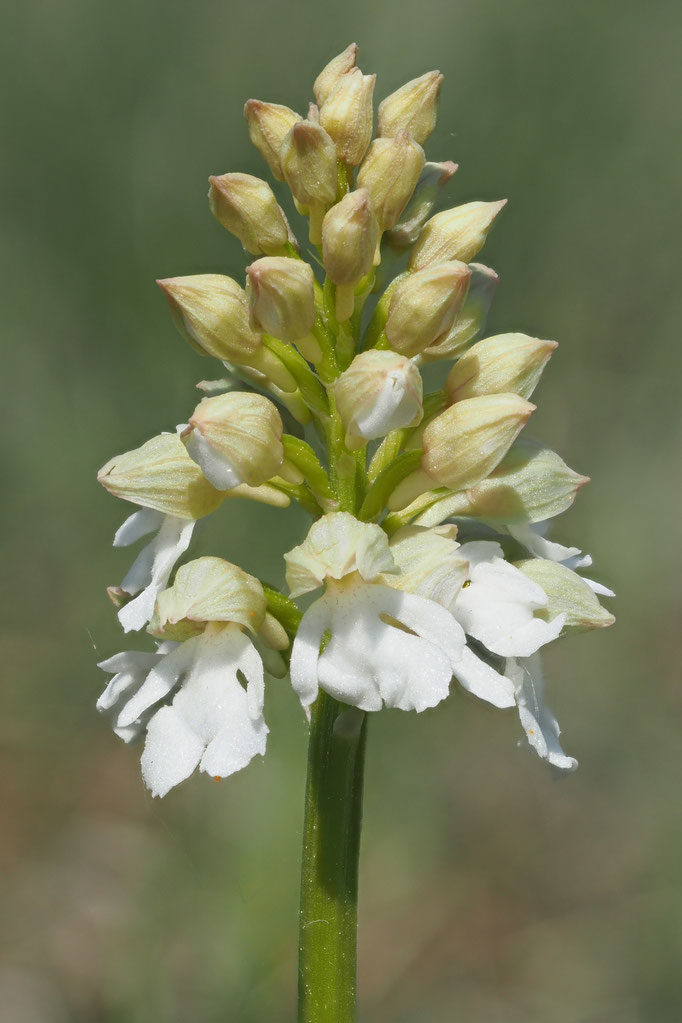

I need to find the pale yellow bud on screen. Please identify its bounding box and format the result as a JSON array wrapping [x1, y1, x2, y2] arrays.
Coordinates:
[[149, 557, 267, 640], [97, 433, 223, 520], [409, 200, 507, 270], [208, 173, 291, 256], [157, 275, 297, 393], [446, 333, 557, 402], [333, 350, 423, 450], [245, 256, 320, 360], [412, 439, 589, 527], [280, 120, 338, 243], [421, 262, 499, 362], [182, 391, 284, 490], [320, 68, 376, 166], [377, 70, 443, 144], [313, 42, 358, 107], [516, 559, 615, 633], [382, 524, 468, 609], [388, 393, 534, 510], [243, 100, 302, 181], [386, 160, 458, 250], [321, 189, 379, 320], [357, 132, 425, 232], [385, 261, 471, 357]]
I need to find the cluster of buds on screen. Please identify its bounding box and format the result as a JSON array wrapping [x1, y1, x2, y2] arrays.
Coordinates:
[[97, 44, 613, 796]]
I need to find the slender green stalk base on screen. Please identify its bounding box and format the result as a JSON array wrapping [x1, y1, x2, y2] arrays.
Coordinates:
[[298, 692, 368, 1023]]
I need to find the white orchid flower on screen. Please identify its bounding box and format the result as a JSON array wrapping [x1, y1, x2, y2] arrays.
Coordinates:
[[286, 513, 465, 714], [97, 558, 270, 796], [112, 509, 195, 632], [508, 521, 615, 597], [505, 654, 577, 771]]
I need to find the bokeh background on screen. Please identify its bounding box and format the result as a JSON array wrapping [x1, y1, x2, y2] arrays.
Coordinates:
[[2, 0, 681, 1019]]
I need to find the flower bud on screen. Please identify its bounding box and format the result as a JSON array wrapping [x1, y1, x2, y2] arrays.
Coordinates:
[[412, 440, 589, 527], [182, 391, 284, 490], [149, 557, 267, 640], [421, 263, 499, 362], [208, 173, 291, 256], [322, 189, 379, 320], [388, 393, 534, 510], [320, 68, 376, 166], [409, 200, 507, 271], [386, 160, 458, 250], [515, 559, 615, 633], [385, 261, 471, 357], [157, 275, 297, 393], [285, 511, 395, 597], [244, 99, 302, 181], [333, 350, 423, 450], [377, 71, 443, 144], [313, 42, 358, 107], [357, 132, 425, 232], [280, 120, 338, 243], [246, 256, 320, 361], [98, 433, 224, 520], [446, 333, 557, 402]]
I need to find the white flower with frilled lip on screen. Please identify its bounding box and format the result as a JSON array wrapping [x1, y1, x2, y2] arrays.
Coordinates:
[[505, 654, 577, 771], [97, 558, 269, 797], [286, 513, 464, 714], [112, 509, 195, 633]]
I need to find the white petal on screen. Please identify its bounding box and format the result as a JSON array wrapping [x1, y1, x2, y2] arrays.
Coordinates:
[[140, 626, 268, 795], [116, 638, 197, 728], [113, 508, 163, 548], [96, 651, 160, 711], [582, 577, 615, 597], [141, 705, 206, 796], [376, 586, 465, 670], [289, 598, 332, 710], [507, 656, 577, 771], [453, 647, 516, 708], [508, 523, 581, 562], [457, 540, 505, 571], [184, 429, 245, 490], [118, 517, 195, 632]]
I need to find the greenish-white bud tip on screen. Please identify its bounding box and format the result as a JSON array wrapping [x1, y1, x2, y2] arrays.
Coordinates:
[[97, 432, 224, 520], [245, 256, 321, 362], [357, 131, 425, 233], [320, 68, 376, 166], [313, 42, 359, 107], [322, 188, 379, 320], [385, 260, 471, 357], [420, 262, 499, 362], [333, 350, 423, 450], [377, 70, 443, 145], [389, 392, 534, 509], [280, 120, 338, 243], [446, 333, 557, 402], [208, 173, 292, 256], [182, 391, 284, 490], [244, 99, 302, 181], [409, 200, 507, 271]]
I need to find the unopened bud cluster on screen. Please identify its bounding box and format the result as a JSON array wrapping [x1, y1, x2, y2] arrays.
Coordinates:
[[97, 44, 613, 796]]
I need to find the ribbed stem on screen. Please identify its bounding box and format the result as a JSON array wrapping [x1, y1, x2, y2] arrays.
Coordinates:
[[298, 693, 367, 1023]]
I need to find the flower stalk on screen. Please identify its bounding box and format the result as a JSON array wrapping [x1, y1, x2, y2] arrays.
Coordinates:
[[298, 694, 367, 1023]]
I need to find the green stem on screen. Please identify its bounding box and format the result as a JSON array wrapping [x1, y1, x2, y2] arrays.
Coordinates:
[[298, 693, 367, 1023]]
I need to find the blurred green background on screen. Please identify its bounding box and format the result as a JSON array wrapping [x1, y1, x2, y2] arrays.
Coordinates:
[[2, 0, 681, 1020]]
